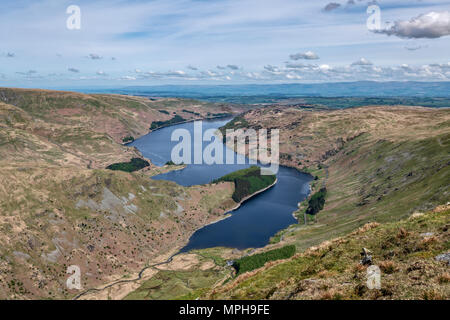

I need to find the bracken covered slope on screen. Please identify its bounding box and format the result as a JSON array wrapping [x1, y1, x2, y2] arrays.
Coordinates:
[[205, 105, 449, 300], [222, 106, 450, 248], [208, 205, 450, 300], [0, 88, 243, 299]]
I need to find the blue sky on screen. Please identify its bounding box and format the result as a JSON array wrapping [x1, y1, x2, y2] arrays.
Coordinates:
[[1, 0, 450, 87]]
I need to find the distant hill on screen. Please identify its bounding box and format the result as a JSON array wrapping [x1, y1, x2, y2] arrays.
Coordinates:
[[73, 82, 450, 105]]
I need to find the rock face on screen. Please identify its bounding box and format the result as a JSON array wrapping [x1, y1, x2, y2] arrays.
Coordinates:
[[435, 252, 450, 265], [76, 187, 139, 221], [360, 248, 373, 266]]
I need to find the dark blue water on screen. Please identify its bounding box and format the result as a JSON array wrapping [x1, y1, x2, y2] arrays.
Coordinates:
[[129, 118, 312, 251]]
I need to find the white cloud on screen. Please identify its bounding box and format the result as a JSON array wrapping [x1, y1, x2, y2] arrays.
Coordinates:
[[285, 63, 310, 69], [227, 64, 240, 70], [323, 2, 341, 12], [264, 65, 281, 73], [217, 65, 240, 70], [351, 58, 373, 66], [289, 51, 319, 60], [285, 73, 302, 80], [88, 53, 103, 60], [375, 11, 450, 39], [319, 64, 331, 71]]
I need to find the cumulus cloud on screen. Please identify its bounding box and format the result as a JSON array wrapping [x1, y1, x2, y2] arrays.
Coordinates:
[[187, 65, 198, 71], [243, 72, 263, 80], [217, 65, 240, 70], [351, 58, 373, 66], [68, 67, 80, 73], [261, 59, 450, 82], [227, 64, 239, 70], [285, 73, 302, 80], [137, 70, 191, 80], [201, 70, 219, 77], [374, 11, 450, 39], [96, 70, 107, 76], [165, 70, 187, 76], [319, 64, 331, 72], [264, 65, 280, 73], [285, 63, 313, 70], [428, 62, 450, 69], [96, 60, 450, 82], [88, 53, 103, 60], [121, 75, 136, 80], [323, 3, 341, 12], [289, 51, 319, 60]]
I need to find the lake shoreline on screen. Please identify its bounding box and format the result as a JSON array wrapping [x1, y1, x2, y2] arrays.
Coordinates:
[[147, 114, 234, 134], [191, 178, 279, 232], [132, 117, 312, 252]]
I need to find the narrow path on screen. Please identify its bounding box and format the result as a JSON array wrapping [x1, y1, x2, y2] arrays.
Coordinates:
[[72, 252, 179, 300], [73, 175, 278, 299]]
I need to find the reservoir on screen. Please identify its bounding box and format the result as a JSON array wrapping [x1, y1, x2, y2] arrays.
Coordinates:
[[129, 118, 312, 252]]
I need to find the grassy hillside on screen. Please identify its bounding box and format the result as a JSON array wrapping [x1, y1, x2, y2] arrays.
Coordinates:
[[221, 106, 450, 250], [200, 105, 450, 300], [0, 88, 244, 299], [233, 245, 296, 275], [207, 205, 450, 300]]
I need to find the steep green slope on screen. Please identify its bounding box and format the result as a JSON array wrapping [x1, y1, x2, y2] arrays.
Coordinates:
[[202, 105, 450, 300], [208, 206, 450, 300], [220, 106, 450, 250]]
